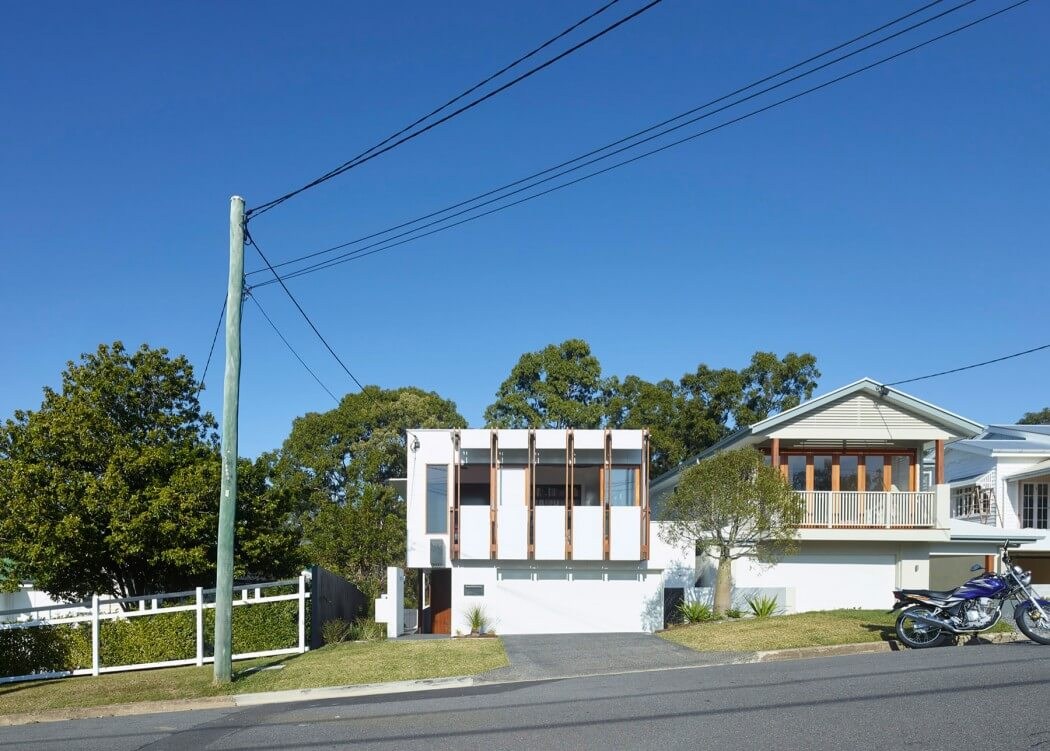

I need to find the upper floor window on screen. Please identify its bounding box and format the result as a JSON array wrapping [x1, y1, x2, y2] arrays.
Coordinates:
[[608, 467, 639, 506], [426, 465, 448, 533], [1022, 482, 1049, 529]]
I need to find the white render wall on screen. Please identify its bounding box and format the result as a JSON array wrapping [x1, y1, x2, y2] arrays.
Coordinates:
[[730, 542, 933, 612], [446, 521, 694, 634], [406, 430, 455, 569]]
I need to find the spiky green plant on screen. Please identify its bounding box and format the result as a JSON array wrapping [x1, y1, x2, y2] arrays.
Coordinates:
[[746, 595, 780, 618]]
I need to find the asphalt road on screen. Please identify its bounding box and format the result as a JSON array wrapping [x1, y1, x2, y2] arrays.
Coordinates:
[[4, 642, 1049, 750]]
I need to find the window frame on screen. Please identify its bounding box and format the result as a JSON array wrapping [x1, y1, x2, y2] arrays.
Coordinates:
[[425, 464, 449, 534]]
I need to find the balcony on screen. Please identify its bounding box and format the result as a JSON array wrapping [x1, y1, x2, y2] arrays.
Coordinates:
[[795, 490, 937, 528]]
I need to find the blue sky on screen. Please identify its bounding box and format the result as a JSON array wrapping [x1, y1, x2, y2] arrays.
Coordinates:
[[2, 1, 1047, 457]]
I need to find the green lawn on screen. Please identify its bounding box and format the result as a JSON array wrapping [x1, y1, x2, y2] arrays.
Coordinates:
[[0, 638, 507, 717], [659, 609, 1014, 653]]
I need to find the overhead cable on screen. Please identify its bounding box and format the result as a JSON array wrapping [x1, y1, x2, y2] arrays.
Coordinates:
[[247, 0, 662, 219]]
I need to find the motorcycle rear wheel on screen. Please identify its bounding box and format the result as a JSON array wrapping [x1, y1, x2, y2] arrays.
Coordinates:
[[896, 607, 951, 649], [1014, 599, 1050, 645]]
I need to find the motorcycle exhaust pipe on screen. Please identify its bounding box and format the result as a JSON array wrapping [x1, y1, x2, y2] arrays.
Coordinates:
[[905, 609, 964, 634]]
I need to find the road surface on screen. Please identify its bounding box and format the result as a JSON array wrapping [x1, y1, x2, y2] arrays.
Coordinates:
[[3, 642, 1048, 750]]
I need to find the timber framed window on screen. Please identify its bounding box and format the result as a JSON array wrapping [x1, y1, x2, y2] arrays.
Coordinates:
[[780, 451, 916, 492]]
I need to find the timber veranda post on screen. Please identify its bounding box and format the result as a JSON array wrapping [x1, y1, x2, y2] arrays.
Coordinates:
[[214, 195, 245, 684]]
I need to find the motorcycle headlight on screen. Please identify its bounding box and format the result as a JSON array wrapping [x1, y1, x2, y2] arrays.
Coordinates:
[[1021, 570, 1032, 587]]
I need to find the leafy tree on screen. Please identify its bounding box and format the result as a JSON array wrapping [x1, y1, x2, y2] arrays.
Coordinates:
[[0, 342, 302, 604], [605, 375, 684, 474], [659, 447, 802, 615], [484, 339, 609, 428], [277, 386, 466, 600], [612, 352, 820, 475], [1019, 408, 1050, 425]]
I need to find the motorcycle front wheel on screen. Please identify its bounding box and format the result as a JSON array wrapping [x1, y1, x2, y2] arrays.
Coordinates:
[[895, 607, 951, 649], [1014, 599, 1050, 645]]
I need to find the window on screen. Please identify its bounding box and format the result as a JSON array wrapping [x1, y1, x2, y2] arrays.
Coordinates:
[[1023, 482, 1049, 529], [426, 465, 448, 533], [463, 585, 484, 597], [890, 455, 910, 492], [459, 465, 490, 506], [574, 449, 603, 507], [812, 456, 833, 491], [787, 455, 806, 491], [608, 467, 638, 506], [839, 456, 858, 491], [534, 448, 567, 507], [865, 456, 884, 491]]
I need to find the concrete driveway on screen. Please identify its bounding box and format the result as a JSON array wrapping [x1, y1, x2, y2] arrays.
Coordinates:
[[478, 632, 733, 682]]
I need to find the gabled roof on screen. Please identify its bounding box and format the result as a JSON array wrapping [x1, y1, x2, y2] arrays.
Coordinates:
[[947, 424, 1050, 457], [652, 378, 983, 489], [1003, 460, 1050, 483], [988, 424, 1050, 437]]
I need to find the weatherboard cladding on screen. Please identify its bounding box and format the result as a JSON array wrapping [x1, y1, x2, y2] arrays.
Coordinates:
[[767, 393, 950, 439]]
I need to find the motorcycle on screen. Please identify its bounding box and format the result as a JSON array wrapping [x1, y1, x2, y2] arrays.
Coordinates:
[[890, 542, 1050, 648]]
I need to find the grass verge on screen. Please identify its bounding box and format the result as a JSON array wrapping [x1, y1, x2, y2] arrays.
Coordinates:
[[0, 638, 507, 716], [659, 609, 1013, 653]]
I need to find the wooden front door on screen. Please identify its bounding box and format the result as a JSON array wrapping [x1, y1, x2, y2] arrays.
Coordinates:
[[430, 569, 452, 635]]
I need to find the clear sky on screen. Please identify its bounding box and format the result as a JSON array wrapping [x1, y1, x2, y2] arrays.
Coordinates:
[[2, 1, 1047, 457]]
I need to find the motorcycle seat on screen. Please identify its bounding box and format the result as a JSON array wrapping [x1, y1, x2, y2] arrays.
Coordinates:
[[899, 588, 957, 600]]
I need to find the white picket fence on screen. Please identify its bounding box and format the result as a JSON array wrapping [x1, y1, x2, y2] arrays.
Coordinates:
[[0, 572, 311, 685]]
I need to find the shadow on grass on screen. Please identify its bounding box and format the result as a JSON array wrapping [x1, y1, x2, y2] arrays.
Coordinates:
[[860, 621, 900, 648]]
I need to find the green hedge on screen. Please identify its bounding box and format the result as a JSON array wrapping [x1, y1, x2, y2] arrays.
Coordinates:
[[0, 600, 304, 678], [0, 625, 91, 677]]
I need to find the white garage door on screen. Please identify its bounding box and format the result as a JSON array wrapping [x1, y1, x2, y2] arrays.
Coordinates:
[[491, 570, 657, 633], [740, 554, 897, 612]]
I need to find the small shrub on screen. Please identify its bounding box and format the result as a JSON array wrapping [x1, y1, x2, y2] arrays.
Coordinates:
[[347, 619, 385, 641], [464, 605, 489, 634], [746, 595, 780, 618], [678, 600, 715, 624], [321, 618, 352, 645], [725, 607, 743, 619]]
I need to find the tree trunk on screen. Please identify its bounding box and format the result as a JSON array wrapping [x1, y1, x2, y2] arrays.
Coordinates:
[[713, 555, 732, 616]]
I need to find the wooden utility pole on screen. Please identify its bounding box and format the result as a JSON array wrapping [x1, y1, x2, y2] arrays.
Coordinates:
[[214, 195, 245, 684]]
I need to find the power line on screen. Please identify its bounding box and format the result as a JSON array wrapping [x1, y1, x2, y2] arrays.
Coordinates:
[[885, 344, 1050, 387], [248, 0, 952, 278], [247, 292, 340, 403], [246, 0, 663, 219], [195, 297, 227, 398], [245, 229, 368, 393], [253, 0, 1030, 287]]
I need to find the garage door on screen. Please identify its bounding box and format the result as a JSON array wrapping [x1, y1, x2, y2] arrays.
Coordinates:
[[491, 570, 656, 633], [741, 554, 897, 612]]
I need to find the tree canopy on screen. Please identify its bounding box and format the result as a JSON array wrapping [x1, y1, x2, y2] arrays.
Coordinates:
[[487, 340, 820, 475], [484, 339, 608, 429], [275, 386, 466, 600], [659, 446, 802, 614], [1019, 407, 1050, 425], [0, 342, 303, 602]]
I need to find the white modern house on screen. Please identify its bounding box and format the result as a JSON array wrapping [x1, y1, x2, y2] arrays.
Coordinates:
[[395, 428, 697, 635], [651, 378, 1040, 611], [946, 424, 1050, 584]]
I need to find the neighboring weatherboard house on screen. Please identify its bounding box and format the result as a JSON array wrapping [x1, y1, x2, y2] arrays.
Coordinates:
[[946, 423, 1050, 586], [401, 428, 695, 635], [650, 378, 1041, 612]]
